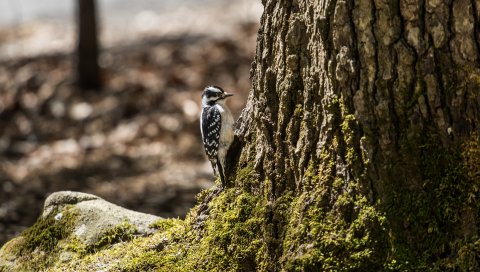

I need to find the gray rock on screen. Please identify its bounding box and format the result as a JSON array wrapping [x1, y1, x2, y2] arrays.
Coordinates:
[[43, 191, 161, 246], [0, 191, 162, 271], [42, 191, 99, 217]]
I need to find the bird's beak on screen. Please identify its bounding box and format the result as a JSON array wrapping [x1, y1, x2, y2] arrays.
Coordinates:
[[223, 92, 234, 98]]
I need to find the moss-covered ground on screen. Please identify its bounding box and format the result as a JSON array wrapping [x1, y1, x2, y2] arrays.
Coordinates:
[[1, 134, 478, 271]]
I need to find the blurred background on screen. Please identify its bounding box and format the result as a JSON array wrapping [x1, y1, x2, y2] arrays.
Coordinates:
[[0, 0, 262, 245]]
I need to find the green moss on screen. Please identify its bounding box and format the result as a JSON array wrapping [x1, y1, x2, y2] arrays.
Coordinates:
[[382, 133, 480, 270], [5, 206, 78, 271], [121, 250, 169, 272], [63, 237, 88, 256], [4, 134, 478, 272], [17, 206, 77, 254], [235, 162, 257, 190], [303, 144, 336, 191], [303, 159, 317, 182], [195, 186, 218, 203], [86, 220, 137, 253], [281, 189, 388, 271], [111, 188, 265, 272], [463, 133, 480, 206], [117, 219, 188, 272], [287, 103, 304, 145], [341, 114, 357, 165], [149, 218, 181, 231], [183, 189, 264, 271]]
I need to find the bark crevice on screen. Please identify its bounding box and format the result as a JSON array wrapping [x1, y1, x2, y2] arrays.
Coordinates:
[[235, 0, 480, 269]]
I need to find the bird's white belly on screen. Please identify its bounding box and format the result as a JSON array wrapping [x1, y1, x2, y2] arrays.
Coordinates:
[[217, 105, 234, 163]]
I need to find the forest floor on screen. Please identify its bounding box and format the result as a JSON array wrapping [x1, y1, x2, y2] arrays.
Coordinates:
[[0, 21, 258, 246]]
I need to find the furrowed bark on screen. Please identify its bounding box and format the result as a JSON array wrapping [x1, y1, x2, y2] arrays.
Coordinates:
[[232, 0, 480, 270]]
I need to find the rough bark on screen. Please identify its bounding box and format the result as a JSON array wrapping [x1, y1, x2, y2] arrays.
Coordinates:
[[232, 0, 480, 270], [2, 0, 479, 271], [76, 0, 101, 90]]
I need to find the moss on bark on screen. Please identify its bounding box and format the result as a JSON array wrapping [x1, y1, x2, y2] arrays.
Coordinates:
[[2, 0, 480, 271], [1, 133, 479, 271]]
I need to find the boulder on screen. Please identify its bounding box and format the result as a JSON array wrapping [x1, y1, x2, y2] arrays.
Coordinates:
[[42, 191, 160, 246], [0, 191, 161, 271]]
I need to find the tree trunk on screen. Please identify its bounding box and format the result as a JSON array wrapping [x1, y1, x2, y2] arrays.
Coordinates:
[[4, 0, 479, 271], [226, 0, 480, 270], [76, 0, 101, 90]]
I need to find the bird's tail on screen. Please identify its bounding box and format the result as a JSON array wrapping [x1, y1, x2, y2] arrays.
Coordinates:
[[216, 161, 226, 187], [210, 161, 218, 176]]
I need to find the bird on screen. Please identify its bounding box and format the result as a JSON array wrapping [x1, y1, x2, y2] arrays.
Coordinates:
[[200, 86, 235, 187]]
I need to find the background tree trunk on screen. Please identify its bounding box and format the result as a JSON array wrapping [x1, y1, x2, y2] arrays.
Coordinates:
[[226, 0, 480, 270], [76, 0, 101, 90]]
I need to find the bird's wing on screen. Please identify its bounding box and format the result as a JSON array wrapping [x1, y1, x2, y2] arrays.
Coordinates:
[[201, 106, 222, 163]]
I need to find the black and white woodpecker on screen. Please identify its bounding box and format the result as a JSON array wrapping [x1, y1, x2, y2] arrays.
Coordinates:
[[200, 86, 234, 187]]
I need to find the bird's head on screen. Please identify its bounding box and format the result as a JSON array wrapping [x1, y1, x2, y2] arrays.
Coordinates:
[[201, 86, 234, 106]]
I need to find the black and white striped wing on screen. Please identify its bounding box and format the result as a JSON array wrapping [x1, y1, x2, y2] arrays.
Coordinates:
[[201, 106, 221, 163]]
